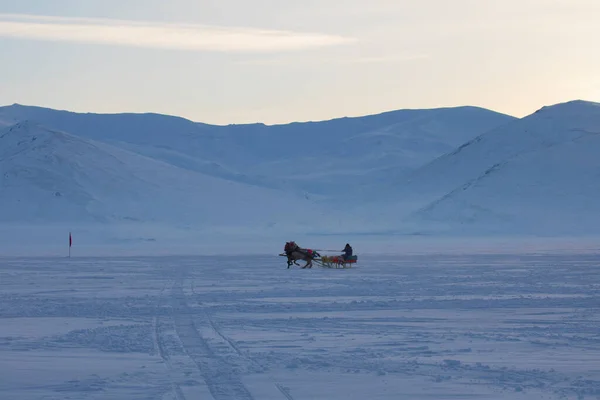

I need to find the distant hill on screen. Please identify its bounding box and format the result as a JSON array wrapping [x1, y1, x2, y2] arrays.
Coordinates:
[[0, 103, 516, 200], [0, 121, 323, 232], [3, 99, 600, 248], [389, 100, 600, 235]]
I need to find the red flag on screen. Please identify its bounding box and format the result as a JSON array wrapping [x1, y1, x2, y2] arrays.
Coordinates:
[[69, 232, 72, 247]]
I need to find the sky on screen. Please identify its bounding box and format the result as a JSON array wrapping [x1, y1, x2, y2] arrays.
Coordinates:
[[0, 0, 599, 125]]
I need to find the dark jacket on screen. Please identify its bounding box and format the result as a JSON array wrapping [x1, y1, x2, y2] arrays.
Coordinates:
[[343, 245, 353, 258]]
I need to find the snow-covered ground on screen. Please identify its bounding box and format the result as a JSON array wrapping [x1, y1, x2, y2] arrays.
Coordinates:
[[1, 251, 599, 399]]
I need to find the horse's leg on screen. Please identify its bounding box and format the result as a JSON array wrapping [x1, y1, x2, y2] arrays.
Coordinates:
[[302, 258, 310, 269]]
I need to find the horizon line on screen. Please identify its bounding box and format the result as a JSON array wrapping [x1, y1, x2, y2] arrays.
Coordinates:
[[2, 99, 596, 126], [2, 101, 519, 126]]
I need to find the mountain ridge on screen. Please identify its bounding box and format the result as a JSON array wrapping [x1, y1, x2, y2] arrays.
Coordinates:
[[3, 99, 599, 240], [0, 102, 516, 200], [2, 102, 516, 127]]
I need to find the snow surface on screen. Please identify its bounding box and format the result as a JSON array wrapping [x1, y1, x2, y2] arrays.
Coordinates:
[[1, 251, 599, 399], [2, 99, 600, 399]]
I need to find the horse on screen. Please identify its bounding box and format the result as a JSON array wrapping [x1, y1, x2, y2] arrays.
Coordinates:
[[284, 241, 320, 269]]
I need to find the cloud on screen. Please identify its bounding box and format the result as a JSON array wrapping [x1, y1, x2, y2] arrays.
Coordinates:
[[347, 54, 430, 64], [238, 53, 430, 66], [0, 13, 356, 53]]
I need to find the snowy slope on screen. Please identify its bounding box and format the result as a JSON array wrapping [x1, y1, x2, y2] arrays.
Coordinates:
[[0, 114, 17, 127], [246, 106, 517, 197], [394, 100, 600, 235], [0, 104, 515, 198], [0, 121, 325, 231]]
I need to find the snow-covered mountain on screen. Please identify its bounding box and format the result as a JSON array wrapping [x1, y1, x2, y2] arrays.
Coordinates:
[[0, 104, 515, 200], [391, 100, 600, 235], [0, 121, 325, 233], [7, 100, 600, 243]]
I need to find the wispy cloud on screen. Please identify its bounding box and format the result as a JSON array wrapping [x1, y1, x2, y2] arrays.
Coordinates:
[[238, 53, 430, 66], [346, 54, 430, 64], [0, 13, 356, 53]]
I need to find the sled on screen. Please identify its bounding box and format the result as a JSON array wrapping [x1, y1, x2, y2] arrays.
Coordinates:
[[316, 255, 357, 269], [280, 252, 358, 269]]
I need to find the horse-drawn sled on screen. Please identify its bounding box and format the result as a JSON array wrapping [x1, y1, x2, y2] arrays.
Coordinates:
[[280, 241, 358, 269]]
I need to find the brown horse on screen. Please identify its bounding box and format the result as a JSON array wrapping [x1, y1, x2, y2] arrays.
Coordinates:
[[284, 241, 320, 269]]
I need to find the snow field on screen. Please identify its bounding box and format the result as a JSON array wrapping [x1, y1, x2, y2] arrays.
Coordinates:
[[1, 253, 599, 399]]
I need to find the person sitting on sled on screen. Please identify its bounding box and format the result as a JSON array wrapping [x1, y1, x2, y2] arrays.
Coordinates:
[[341, 243, 353, 261]]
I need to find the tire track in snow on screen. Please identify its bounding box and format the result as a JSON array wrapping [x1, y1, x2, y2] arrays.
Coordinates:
[[153, 315, 187, 400], [206, 314, 260, 369], [197, 288, 296, 400], [208, 317, 296, 400], [275, 383, 296, 400], [153, 278, 187, 400], [171, 279, 255, 400]]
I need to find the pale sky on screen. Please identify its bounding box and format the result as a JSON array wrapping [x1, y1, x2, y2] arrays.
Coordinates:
[[1, 0, 599, 124]]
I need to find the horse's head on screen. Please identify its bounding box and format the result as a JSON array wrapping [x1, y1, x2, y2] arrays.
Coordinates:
[[284, 241, 297, 253]]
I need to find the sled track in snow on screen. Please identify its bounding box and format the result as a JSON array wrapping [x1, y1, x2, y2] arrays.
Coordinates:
[[171, 279, 255, 400]]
